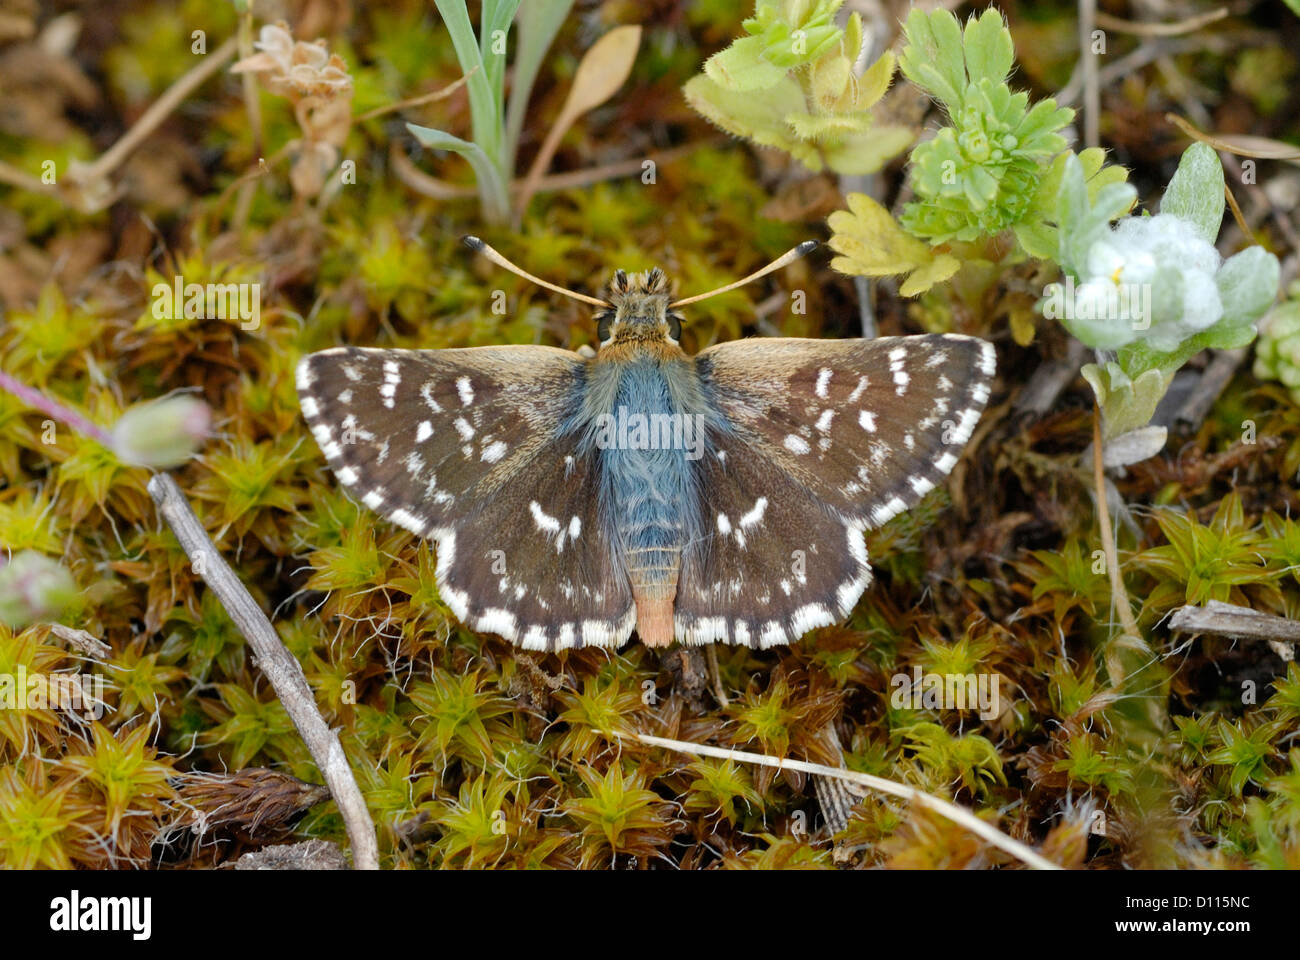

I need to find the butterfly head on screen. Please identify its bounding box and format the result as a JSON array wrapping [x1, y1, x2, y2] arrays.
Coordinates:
[[462, 235, 819, 353], [596, 268, 683, 348]]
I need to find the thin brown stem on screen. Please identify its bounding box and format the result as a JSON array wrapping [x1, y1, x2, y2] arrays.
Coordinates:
[[354, 69, 476, 123], [1093, 406, 1141, 644], [71, 37, 239, 189], [705, 644, 730, 709], [1224, 182, 1251, 239], [393, 142, 710, 201], [1094, 7, 1227, 36], [0, 159, 56, 195]]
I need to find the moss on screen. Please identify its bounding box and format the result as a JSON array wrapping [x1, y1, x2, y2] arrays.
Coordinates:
[[1, 0, 1299, 871]]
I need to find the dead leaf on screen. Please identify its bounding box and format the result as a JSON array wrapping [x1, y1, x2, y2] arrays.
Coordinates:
[[1166, 114, 1300, 162], [516, 24, 642, 220]]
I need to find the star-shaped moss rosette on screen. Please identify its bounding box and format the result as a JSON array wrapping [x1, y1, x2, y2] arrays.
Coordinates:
[[683, 0, 912, 175], [1048, 143, 1279, 446], [897, 7, 1073, 245]]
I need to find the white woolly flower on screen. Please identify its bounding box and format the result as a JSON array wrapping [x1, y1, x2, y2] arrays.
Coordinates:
[[1066, 213, 1224, 353]]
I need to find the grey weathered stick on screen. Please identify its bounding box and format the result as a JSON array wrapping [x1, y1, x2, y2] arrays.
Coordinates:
[[1079, 0, 1099, 149], [1171, 599, 1300, 660], [1014, 339, 1089, 416], [1171, 349, 1246, 431], [147, 473, 379, 870]]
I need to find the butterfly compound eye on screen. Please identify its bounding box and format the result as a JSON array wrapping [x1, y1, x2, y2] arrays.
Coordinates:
[[597, 310, 614, 343], [666, 312, 682, 341]]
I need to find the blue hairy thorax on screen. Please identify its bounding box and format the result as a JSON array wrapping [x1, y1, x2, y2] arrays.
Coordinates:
[[603, 358, 693, 589], [566, 269, 725, 601]]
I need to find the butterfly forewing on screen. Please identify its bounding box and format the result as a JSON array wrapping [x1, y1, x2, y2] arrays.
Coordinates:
[[696, 334, 994, 527], [296, 345, 633, 650], [677, 334, 995, 646]]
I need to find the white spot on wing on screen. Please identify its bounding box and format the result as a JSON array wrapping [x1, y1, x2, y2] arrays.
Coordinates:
[[476, 608, 518, 641], [529, 501, 560, 534], [739, 497, 767, 529], [760, 621, 786, 649]]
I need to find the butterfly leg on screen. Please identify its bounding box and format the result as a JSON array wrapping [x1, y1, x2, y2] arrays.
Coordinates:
[[705, 643, 730, 708]]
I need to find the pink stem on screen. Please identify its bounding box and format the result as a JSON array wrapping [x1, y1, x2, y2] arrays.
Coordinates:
[[0, 369, 113, 447]]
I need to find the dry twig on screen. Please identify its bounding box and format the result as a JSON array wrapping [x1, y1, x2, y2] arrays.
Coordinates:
[[622, 732, 1061, 870], [147, 473, 379, 870]]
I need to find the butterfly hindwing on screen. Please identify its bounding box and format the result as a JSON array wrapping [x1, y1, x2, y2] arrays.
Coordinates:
[[431, 427, 635, 650], [296, 345, 633, 650], [675, 334, 995, 647], [674, 428, 870, 648]]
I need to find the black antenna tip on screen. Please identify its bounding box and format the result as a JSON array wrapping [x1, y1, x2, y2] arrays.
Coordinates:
[[796, 240, 819, 256], [462, 235, 485, 252]]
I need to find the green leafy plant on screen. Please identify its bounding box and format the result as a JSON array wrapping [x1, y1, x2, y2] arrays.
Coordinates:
[[408, 1, 640, 224], [828, 7, 1082, 295], [896, 8, 1072, 243], [684, 0, 911, 175], [1253, 281, 1300, 402], [1058, 143, 1280, 445]]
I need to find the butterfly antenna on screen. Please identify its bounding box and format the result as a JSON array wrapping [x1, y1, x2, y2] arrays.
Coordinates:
[[669, 240, 818, 308], [462, 236, 610, 307]]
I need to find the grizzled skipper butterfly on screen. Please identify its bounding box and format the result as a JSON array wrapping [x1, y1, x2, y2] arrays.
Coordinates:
[[297, 238, 994, 651]]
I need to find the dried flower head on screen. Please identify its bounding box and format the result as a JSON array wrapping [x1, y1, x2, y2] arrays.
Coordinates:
[[231, 22, 353, 101]]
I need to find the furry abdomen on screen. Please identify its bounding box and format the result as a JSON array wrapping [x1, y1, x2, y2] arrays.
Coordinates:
[[577, 341, 710, 645]]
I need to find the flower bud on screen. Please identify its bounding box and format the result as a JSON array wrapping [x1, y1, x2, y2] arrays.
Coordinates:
[[111, 395, 211, 468], [0, 551, 79, 628]]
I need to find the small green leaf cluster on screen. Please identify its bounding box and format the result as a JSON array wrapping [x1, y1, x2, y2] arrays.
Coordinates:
[[828, 7, 1097, 298], [898, 8, 1073, 244], [1253, 282, 1300, 402], [684, 0, 912, 175]]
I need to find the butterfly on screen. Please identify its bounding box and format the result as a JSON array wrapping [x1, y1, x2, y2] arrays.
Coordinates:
[[296, 238, 994, 651]]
